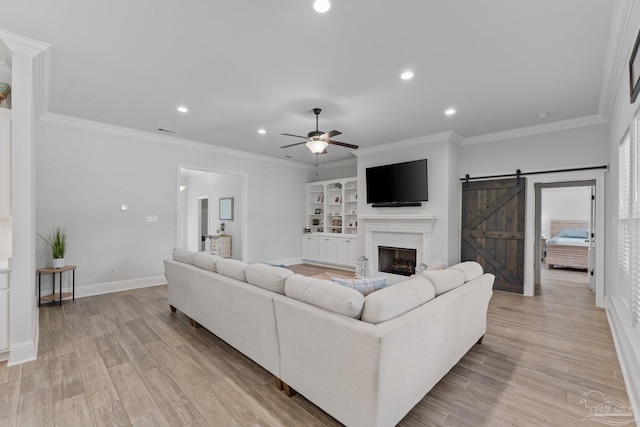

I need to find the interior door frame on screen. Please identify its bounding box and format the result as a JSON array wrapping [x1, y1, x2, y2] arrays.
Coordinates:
[[176, 163, 249, 262], [527, 170, 605, 307]]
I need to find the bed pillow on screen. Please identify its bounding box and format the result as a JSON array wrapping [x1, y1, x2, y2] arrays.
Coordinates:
[[557, 228, 589, 239], [330, 276, 386, 296]]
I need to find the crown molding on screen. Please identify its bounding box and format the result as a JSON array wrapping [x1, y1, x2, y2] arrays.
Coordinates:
[[317, 158, 357, 170], [354, 131, 463, 157], [598, 0, 640, 119], [460, 114, 607, 146], [0, 29, 50, 58], [41, 113, 313, 169]]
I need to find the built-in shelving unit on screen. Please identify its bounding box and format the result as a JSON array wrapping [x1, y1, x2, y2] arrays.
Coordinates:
[[306, 177, 357, 235], [303, 177, 358, 268]]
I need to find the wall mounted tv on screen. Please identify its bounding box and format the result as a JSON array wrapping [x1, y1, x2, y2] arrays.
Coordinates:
[[366, 159, 428, 207]]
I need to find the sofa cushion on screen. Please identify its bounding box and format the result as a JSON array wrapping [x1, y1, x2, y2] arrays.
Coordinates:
[[285, 275, 364, 318], [361, 276, 435, 324], [172, 249, 196, 265], [447, 261, 483, 282], [420, 269, 465, 296], [216, 259, 249, 282], [330, 276, 386, 296], [193, 252, 223, 272], [246, 263, 294, 294]]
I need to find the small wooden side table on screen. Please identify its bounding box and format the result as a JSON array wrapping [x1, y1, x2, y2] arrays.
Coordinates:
[[37, 265, 76, 307]]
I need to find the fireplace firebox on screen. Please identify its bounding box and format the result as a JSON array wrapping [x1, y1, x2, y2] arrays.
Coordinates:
[[378, 246, 417, 277]]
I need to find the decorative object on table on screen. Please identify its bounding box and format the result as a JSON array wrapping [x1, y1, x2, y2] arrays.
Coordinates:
[[312, 219, 319, 226], [314, 208, 321, 214], [415, 262, 428, 275], [356, 256, 369, 278], [219, 197, 234, 220], [38, 226, 68, 269], [304, 227, 311, 233], [631, 28, 640, 103], [0, 82, 10, 105]]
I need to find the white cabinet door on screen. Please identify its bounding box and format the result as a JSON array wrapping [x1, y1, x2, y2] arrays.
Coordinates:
[[0, 288, 8, 351], [318, 237, 337, 264], [336, 239, 358, 267], [301, 235, 320, 261], [0, 115, 10, 218]]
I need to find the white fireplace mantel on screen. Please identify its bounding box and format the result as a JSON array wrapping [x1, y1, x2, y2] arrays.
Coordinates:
[[359, 214, 437, 282]]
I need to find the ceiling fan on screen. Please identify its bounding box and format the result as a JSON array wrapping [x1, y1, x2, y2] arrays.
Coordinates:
[[280, 108, 359, 154]]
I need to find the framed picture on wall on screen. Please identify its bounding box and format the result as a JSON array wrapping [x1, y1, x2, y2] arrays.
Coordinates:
[[630, 29, 640, 103]]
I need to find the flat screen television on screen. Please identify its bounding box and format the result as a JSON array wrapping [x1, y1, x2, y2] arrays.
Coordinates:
[[366, 159, 428, 207]]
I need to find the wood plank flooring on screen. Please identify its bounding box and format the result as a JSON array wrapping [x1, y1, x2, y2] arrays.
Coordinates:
[[0, 265, 632, 426]]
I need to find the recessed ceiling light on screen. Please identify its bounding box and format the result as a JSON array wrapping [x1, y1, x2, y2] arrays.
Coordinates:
[[313, 0, 331, 13], [177, 106, 188, 113], [445, 108, 456, 116], [401, 71, 414, 80], [258, 128, 266, 134], [537, 112, 550, 118]]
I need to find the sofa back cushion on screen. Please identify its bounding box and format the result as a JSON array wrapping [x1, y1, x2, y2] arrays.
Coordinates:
[[246, 263, 294, 294], [420, 269, 465, 296], [447, 261, 483, 282], [285, 275, 364, 318], [193, 252, 223, 272], [216, 259, 249, 282], [173, 249, 196, 265], [361, 276, 435, 324], [330, 276, 386, 296]]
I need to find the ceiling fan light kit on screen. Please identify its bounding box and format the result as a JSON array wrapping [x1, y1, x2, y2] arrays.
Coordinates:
[[280, 107, 359, 156], [306, 139, 329, 154], [313, 0, 331, 13]]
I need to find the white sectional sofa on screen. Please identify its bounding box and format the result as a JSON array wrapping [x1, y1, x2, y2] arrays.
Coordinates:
[[164, 250, 494, 427]]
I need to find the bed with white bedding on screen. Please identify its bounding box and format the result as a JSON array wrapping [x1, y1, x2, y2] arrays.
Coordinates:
[[545, 220, 590, 270]]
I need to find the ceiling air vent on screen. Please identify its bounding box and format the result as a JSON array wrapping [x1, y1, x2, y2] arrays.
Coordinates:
[[157, 128, 176, 134]]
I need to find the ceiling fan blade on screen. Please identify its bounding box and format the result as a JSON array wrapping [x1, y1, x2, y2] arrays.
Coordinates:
[[280, 141, 308, 149], [281, 133, 308, 139], [321, 130, 342, 139], [328, 140, 359, 150]]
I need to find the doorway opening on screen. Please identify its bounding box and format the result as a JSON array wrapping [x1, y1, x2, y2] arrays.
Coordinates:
[[177, 166, 246, 261], [534, 181, 595, 298]]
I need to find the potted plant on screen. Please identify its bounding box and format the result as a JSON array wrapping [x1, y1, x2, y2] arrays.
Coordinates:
[[38, 227, 68, 269]]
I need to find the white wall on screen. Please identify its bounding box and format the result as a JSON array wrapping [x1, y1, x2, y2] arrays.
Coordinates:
[[35, 115, 308, 294], [310, 159, 357, 182], [355, 133, 460, 266], [541, 186, 592, 239], [459, 122, 609, 297]]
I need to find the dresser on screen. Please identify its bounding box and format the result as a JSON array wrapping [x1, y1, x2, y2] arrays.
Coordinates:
[[207, 235, 232, 258]]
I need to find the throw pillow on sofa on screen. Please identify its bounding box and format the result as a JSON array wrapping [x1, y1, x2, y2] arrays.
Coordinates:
[[330, 276, 386, 296]]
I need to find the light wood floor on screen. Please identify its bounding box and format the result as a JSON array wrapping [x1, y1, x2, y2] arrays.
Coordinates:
[[0, 265, 631, 426]]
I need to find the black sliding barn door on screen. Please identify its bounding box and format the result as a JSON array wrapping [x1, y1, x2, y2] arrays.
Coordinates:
[[461, 178, 525, 293]]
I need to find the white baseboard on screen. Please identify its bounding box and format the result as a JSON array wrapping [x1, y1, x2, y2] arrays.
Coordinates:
[[8, 337, 38, 366], [606, 297, 640, 424], [75, 275, 166, 298]]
